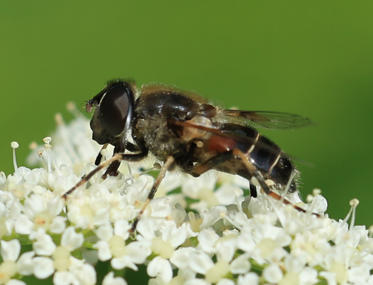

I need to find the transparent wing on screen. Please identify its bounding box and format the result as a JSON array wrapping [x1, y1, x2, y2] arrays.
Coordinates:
[[221, 110, 312, 129], [169, 119, 282, 155]]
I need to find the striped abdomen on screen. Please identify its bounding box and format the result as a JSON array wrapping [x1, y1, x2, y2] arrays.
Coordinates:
[[207, 123, 296, 191]]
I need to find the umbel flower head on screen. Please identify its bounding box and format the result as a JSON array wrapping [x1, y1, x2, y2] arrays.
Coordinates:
[[0, 104, 372, 285]]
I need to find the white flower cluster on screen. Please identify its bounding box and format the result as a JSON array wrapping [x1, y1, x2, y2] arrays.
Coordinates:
[[0, 107, 372, 285]]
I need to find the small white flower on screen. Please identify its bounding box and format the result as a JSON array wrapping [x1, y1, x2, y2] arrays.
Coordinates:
[[94, 219, 151, 271], [94, 221, 130, 261], [281, 255, 318, 285], [68, 257, 96, 285], [171, 247, 212, 274], [137, 217, 191, 280], [110, 241, 150, 271], [53, 257, 96, 285], [22, 192, 65, 233], [66, 190, 112, 229]]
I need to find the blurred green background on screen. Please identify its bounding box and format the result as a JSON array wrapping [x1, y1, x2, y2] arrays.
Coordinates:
[[1, 0, 372, 226]]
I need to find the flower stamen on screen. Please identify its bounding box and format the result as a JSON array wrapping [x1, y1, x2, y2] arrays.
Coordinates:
[[43, 137, 52, 173], [10, 141, 19, 172], [280, 170, 297, 203], [343, 198, 359, 228]]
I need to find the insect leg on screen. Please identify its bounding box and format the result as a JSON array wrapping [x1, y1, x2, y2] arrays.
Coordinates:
[[95, 141, 141, 166], [94, 143, 108, 165], [188, 152, 234, 177], [62, 151, 148, 199], [188, 152, 259, 198], [102, 146, 124, 178], [232, 149, 320, 217], [126, 142, 142, 152], [130, 156, 175, 232], [102, 142, 144, 179], [250, 184, 257, 198]]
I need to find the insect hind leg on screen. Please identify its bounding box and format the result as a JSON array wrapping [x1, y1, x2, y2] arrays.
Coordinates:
[[232, 149, 319, 217], [186, 151, 234, 177]]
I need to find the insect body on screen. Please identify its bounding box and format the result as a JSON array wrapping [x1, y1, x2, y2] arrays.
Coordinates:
[[63, 80, 316, 231]]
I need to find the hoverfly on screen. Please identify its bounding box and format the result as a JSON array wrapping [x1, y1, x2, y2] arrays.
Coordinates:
[[63, 80, 318, 231]]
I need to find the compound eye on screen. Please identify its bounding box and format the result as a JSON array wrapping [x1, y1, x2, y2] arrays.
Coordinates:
[[99, 82, 132, 136]]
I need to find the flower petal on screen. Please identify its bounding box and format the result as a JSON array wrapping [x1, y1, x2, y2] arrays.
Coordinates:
[[50, 216, 66, 234], [14, 215, 33, 235], [17, 251, 35, 275], [237, 273, 259, 285], [147, 257, 172, 283], [94, 241, 112, 261], [230, 254, 251, 274], [1, 240, 20, 262], [61, 226, 84, 250], [263, 264, 283, 283], [32, 232, 56, 256], [54, 271, 79, 285], [33, 257, 54, 279], [103, 272, 127, 285], [6, 280, 26, 285]]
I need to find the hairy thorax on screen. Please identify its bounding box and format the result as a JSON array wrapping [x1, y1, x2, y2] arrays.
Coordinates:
[[132, 115, 186, 161]]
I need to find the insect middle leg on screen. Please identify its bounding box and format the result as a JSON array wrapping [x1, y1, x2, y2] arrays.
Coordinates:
[[130, 155, 175, 232]]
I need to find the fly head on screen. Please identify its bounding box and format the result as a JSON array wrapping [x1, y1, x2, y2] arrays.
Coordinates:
[[87, 80, 135, 145]]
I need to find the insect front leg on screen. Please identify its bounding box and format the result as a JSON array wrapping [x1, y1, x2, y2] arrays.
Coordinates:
[[62, 151, 148, 198], [97, 142, 145, 178], [94, 143, 108, 165], [102, 147, 124, 179], [130, 155, 175, 232]]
